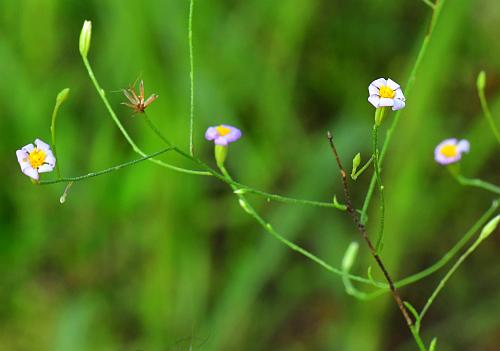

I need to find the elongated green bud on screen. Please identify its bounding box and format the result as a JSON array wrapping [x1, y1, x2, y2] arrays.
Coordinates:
[[238, 199, 252, 214], [479, 214, 500, 240], [56, 88, 70, 105], [351, 153, 361, 179], [79, 20, 92, 57], [477, 70, 486, 91], [429, 337, 438, 351], [342, 242, 359, 271]]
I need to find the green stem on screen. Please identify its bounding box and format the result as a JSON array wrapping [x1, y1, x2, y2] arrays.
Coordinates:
[[50, 88, 70, 179], [342, 199, 499, 299], [411, 327, 428, 351], [372, 124, 385, 251], [81, 55, 209, 176], [453, 173, 500, 195], [419, 217, 497, 322], [217, 165, 385, 287], [477, 72, 500, 145], [235, 188, 347, 210], [360, 0, 446, 224], [395, 199, 499, 287], [38, 148, 173, 185], [188, 0, 195, 156], [142, 113, 348, 211]]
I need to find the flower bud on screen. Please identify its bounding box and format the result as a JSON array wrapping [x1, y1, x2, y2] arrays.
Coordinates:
[[238, 199, 252, 214], [79, 20, 92, 58], [56, 88, 70, 106], [479, 214, 500, 241], [351, 153, 361, 179], [342, 242, 359, 271], [476, 70, 486, 91]]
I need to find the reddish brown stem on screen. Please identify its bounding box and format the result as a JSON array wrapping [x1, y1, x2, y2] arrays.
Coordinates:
[[327, 131, 413, 328]]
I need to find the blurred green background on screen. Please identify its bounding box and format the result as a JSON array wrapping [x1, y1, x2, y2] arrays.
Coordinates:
[[1, 0, 499, 350]]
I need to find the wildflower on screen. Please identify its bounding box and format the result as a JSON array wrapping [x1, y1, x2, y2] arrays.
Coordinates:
[[16, 139, 56, 180], [368, 78, 406, 111], [122, 80, 158, 114], [205, 124, 242, 146], [205, 124, 242, 167], [434, 138, 470, 165]]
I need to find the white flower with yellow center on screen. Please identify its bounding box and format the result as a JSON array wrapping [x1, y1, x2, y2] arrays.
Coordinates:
[[368, 78, 406, 111], [16, 139, 56, 180], [434, 138, 470, 165]]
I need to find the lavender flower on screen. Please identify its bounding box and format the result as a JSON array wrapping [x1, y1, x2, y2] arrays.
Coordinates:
[[205, 125, 242, 146], [368, 78, 406, 111], [434, 138, 470, 165], [16, 139, 56, 180]]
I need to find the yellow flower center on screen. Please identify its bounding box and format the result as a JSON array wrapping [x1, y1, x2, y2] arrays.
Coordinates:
[[440, 144, 458, 158], [28, 148, 46, 169], [216, 125, 231, 136], [379, 85, 395, 99]]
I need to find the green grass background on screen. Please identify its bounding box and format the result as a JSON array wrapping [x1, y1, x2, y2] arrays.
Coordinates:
[[1, 0, 499, 350]]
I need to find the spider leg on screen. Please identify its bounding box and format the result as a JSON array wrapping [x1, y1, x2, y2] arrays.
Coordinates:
[[144, 94, 158, 108], [139, 80, 145, 101], [121, 102, 138, 109], [122, 89, 138, 104]]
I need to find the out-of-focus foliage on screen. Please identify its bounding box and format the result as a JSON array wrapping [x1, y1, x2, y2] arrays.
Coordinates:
[[0, 0, 499, 350]]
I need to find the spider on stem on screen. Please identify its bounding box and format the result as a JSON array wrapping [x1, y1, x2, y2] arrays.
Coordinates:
[[121, 79, 158, 114]]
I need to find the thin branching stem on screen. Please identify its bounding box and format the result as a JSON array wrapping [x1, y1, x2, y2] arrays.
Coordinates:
[[343, 199, 499, 300], [452, 173, 500, 195], [477, 71, 500, 145], [217, 165, 384, 286], [327, 131, 414, 328], [139, 114, 381, 285], [38, 148, 173, 185], [142, 113, 348, 210], [419, 218, 498, 322]]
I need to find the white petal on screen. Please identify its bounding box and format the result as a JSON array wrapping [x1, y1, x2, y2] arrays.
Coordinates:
[[44, 150, 56, 166], [38, 164, 55, 173], [22, 167, 39, 180], [457, 140, 470, 153], [386, 79, 400, 90], [22, 143, 35, 153], [20, 160, 32, 171], [379, 98, 394, 107], [392, 99, 405, 111], [434, 152, 460, 165], [205, 127, 218, 140], [16, 149, 28, 164], [371, 78, 387, 88], [35, 139, 51, 151], [368, 85, 380, 96], [395, 89, 405, 100], [368, 95, 381, 108]]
